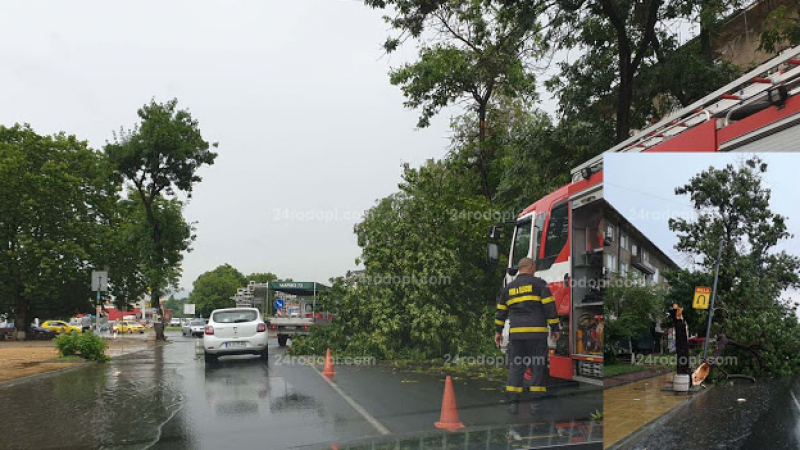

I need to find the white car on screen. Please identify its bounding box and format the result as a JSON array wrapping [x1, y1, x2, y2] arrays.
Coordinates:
[[183, 318, 207, 337], [202, 308, 268, 364], [170, 318, 181, 327]]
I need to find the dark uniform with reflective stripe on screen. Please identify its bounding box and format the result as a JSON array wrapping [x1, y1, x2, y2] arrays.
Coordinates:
[[496, 273, 559, 404]]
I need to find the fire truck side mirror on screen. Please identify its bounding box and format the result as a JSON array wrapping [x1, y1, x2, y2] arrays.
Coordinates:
[[487, 243, 499, 265], [507, 267, 518, 277]]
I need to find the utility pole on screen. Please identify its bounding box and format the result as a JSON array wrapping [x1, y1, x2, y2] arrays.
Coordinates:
[[702, 238, 724, 362]]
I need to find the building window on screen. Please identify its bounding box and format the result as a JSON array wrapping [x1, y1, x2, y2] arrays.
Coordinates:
[[620, 231, 628, 251], [620, 261, 628, 276], [631, 243, 638, 256], [654, 268, 660, 283], [606, 253, 617, 272], [605, 223, 615, 242]]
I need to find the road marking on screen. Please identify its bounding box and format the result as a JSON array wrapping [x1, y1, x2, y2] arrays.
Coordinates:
[[791, 390, 800, 411], [310, 364, 391, 435]]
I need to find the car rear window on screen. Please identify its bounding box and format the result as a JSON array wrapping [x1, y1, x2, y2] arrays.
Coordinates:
[[190, 320, 204, 325], [213, 310, 257, 323]]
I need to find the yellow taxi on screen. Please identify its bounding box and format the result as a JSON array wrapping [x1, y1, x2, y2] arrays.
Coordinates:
[[41, 320, 82, 334], [113, 321, 145, 334]]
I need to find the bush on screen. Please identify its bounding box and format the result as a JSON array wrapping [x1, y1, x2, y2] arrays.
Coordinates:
[[54, 332, 110, 362]]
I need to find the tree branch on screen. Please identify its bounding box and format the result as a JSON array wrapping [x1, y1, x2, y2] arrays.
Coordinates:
[[434, 11, 482, 54], [631, 0, 662, 74]]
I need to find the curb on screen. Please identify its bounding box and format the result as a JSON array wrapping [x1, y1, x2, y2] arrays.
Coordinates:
[[0, 340, 170, 390], [607, 385, 712, 450]]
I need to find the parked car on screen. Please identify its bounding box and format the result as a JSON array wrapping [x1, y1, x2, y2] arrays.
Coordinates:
[[183, 319, 207, 337], [112, 321, 145, 334], [202, 308, 268, 364], [30, 325, 56, 339], [0, 321, 15, 340], [41, 320, 83, 334], [170, 318, 181, 327]]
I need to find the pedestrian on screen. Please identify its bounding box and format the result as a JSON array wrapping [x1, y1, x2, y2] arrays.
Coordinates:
[[494, 257, 560, 415], [81, 315, 91, 333]]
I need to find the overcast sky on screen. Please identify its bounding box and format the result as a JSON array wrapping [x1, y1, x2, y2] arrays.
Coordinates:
[[605, 153, 800, 317], [0, 1, 542, 293]]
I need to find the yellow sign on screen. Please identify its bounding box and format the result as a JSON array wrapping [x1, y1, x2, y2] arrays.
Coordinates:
[[693, 286, 711, 309]]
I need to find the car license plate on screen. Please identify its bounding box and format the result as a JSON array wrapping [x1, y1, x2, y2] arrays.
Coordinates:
[[226, 341, 246, 348]]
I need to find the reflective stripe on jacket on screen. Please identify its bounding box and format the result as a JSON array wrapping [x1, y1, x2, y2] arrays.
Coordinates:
[[495, 273, 559, 340]]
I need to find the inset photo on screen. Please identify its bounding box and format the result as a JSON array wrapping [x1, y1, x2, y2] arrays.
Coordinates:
[[602, 153, 800, 450]]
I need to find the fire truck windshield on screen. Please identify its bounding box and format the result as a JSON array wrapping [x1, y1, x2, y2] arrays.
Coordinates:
[[511, 219, 532, 268]]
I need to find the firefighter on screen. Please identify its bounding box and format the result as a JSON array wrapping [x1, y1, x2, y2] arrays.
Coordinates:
[[494, 257, 560, 415]]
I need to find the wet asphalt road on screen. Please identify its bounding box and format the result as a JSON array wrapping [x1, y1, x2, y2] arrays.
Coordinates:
[[632, 378, 800, 450], [0, 332, 601, 450]]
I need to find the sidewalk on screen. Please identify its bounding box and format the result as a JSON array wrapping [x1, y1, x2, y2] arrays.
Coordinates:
[[603, 372, 702, 449]]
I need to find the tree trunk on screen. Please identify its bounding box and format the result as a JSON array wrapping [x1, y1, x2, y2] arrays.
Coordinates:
[[14, 295, 28, 340], [476, 101, 492, 202], [699, 2, 714, 63], [629, 340, 635, 365], [616, 70, 633, 143]]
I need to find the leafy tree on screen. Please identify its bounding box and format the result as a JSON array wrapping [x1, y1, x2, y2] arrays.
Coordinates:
[[668, 157, 800, 376], [245, 272, 278, 284], [163, 295, 187, 318], [760, 5, 800, 54], [106, 99, 217, 340], [0, 125, 115, 332], [604, 272, 668, 364], [189, 264, 246, 317], [547, 0, 742, 144], [293, 158, 503, 358], [366, 0, 542, 200]]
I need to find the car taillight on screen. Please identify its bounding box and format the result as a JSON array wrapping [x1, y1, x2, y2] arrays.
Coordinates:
[[269, 325, 277, 330], [303, 326, 309, 331], [205, 326, 214, 335], [257, 323, 266, 332]]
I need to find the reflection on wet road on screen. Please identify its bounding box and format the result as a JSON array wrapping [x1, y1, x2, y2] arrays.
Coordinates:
[[0, 332, 602, 450], [632, 378, 800, 450]]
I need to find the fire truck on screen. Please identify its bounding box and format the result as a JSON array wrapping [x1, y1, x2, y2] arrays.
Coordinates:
[[491, 45, 800, 385]]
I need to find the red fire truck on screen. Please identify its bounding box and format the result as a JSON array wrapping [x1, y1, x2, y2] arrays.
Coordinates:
[[492, 45, 800, 385]]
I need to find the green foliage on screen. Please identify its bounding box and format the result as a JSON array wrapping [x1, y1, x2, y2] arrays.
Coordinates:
[[668, 157, 800, 376], [760, 5, 800, 54], [292, 158, 503, 359], [547, 0, 743, 143], [371, 0, 542, 126], [54, 332, 110, 362], [189, 264, 246, 317], [106, 99, 217, 337], [0, 124, 117, 331], [604, 272, 668, 362]]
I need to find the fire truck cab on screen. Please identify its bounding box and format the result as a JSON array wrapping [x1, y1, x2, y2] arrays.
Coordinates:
[[500, 161, 605, 385]]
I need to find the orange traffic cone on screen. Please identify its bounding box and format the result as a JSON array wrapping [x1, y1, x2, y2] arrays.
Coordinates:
[[322, 348, 336, 377], [434, 375, 465, 431]]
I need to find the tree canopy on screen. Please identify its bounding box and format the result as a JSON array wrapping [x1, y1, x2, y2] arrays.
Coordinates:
[[667, 157, 800, 376], [106, 99, 217, 339], [0, 125, 116, 330]]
